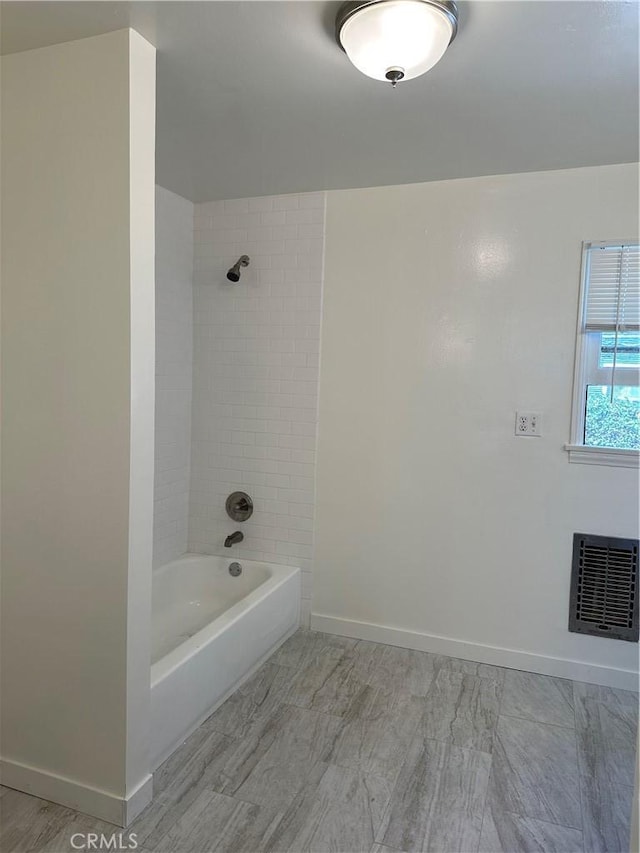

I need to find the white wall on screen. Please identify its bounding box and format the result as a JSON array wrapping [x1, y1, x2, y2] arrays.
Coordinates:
[[314, 163, 639, 688], [189, 192, 325, 624], [1, 29, 156, 823], [154, 186, 194, 568]]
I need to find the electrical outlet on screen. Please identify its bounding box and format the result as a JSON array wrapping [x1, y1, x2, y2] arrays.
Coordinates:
[[515, 412, 542, 436]]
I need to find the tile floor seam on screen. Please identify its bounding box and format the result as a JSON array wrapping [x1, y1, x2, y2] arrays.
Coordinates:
[[499, 805, 589, 835], [489, 798, 591, 835], [202, 785, 292, 853], [497, 710, 577, 731], [477, 764, 495, 853], [477, 663, 507, 851], [418, 748, 446, 852], [494, 715, 584, 833], [375, 734, 492, 851], [476, 670, 504, 853], [474, 789, 490, 852], [323, 712, 422, 784], [370, 738, 413, 848], [415, 734, 498, 758], [572, 680, 588, 851], [200, 784, 272, 813], [477, 805, 587, 853]]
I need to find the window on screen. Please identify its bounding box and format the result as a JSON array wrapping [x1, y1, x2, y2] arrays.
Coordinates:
[[568, 241, 640, 466]]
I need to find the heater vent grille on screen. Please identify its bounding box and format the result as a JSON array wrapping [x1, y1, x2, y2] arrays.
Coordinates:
[[569, 533, 638, 642]]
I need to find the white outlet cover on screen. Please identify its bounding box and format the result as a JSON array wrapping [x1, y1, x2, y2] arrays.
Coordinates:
[[515, 412, 542, 436]]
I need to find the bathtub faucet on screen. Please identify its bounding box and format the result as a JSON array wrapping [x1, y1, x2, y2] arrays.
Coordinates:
[[224, 531, 244, 548]]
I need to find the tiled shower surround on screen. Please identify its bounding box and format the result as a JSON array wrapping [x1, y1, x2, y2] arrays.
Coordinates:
[[187, 192, 326, 623], [154, 187, 194, 568]]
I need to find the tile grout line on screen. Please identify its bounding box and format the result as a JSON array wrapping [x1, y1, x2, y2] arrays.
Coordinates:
[[497, 710, 577, 732], [475, 665, 506, 852], [573, 681, 589, 853], [369, 682, 427, 846], [487, 804, 589, 835]]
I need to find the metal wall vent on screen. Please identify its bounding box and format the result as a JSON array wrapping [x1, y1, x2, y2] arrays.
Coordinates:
[[569, 533, 638, 642]]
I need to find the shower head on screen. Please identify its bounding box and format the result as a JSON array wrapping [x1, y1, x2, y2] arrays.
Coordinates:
[[226, 255, 250, 282]]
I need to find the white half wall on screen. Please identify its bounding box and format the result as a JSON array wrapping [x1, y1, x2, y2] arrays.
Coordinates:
[[189, 193, 326, 625], [154, 186, 194, 568], [1, 29, 156, 823], [315, 163, 639, 689]]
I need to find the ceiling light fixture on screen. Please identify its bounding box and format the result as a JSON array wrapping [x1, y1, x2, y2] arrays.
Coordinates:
[[336, 0, 458, 86]]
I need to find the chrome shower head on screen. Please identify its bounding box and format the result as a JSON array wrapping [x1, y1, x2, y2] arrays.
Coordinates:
[[227, 255, 250, 282]]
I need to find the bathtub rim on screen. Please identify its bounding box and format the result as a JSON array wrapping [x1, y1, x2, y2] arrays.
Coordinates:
[[150, 553, 300, 687]]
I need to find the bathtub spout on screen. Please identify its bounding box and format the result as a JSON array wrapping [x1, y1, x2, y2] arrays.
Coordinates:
[[224, 531, 244, 548]]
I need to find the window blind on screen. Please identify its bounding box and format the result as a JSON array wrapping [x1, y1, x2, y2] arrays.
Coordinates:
[[583, 242, 640, 332]]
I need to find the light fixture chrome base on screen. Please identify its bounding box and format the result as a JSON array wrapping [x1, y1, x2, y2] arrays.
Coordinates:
[[335, 0, 459, 50], [385, 67, 405, 87]]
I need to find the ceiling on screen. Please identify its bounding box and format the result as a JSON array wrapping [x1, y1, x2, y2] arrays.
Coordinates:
[[1, 1, 638, 203]]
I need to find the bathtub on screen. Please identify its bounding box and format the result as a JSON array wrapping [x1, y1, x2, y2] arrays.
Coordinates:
[[150, 553, 300, 769]]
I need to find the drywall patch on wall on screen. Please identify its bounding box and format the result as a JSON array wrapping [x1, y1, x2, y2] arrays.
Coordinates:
[[154, 186, 194, 568], [315, 163, 639, 679], [189, 192, 326, 625]]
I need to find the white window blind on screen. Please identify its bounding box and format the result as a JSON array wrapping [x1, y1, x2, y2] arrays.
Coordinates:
[[583, 242, 640, 332]]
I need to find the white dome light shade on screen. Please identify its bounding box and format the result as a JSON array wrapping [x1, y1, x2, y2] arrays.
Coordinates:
[[337, 0, 457, 83]]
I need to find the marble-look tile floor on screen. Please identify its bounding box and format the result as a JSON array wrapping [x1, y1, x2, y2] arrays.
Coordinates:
[[1, 630, 638, 853]]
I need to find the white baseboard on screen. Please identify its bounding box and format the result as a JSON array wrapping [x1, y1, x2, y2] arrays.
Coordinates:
[[123, 773, 154, 824], [0, 758, 153, 826], [310, 613, 639, 692]]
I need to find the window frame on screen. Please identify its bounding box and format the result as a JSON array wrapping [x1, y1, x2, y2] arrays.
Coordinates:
[[566, 240, 640, 468]]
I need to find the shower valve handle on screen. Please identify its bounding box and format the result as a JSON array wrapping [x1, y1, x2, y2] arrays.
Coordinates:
[[225, 491, 254, 522]]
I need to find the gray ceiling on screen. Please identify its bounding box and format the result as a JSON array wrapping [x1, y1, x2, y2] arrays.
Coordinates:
[[2, 1, 638, 203]]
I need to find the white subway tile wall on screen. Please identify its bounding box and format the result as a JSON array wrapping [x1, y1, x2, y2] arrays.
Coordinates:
[[154, 187, 194, 568], [189, 192, 326, 624]]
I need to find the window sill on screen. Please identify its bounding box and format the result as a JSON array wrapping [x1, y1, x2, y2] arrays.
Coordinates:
[[565, 444, 640, 468]]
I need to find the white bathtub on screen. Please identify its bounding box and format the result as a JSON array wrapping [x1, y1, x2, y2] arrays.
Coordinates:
[[150, 553, 300, 769]]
